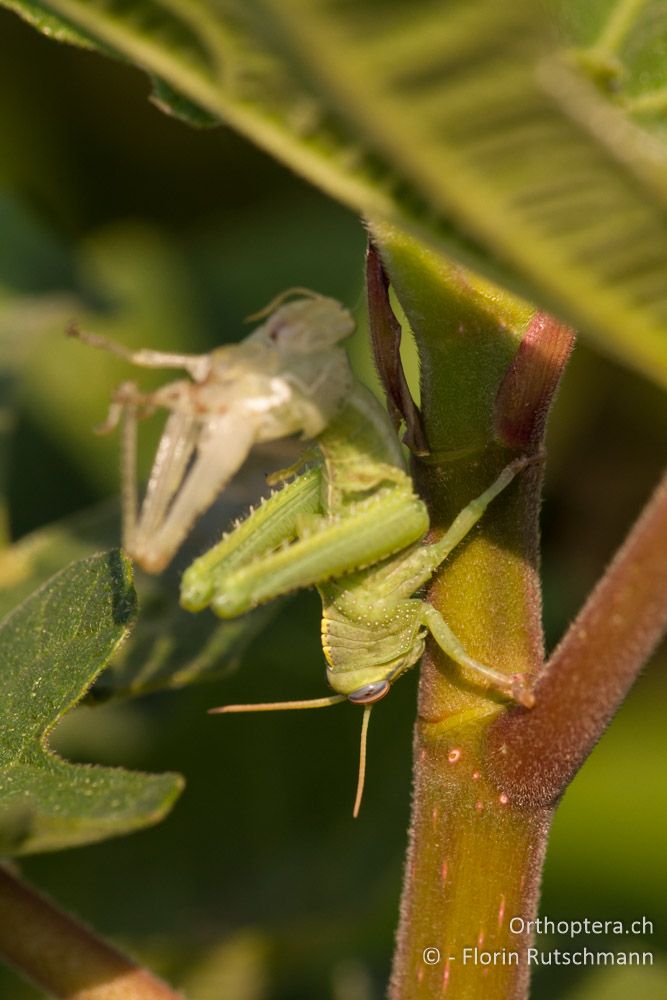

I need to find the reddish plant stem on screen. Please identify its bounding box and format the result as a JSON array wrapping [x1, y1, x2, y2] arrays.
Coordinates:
[[0, 864, 184, 1000], [488, 469, 667, 806]]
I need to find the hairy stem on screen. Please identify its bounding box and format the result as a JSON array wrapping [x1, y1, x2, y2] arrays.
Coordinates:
[[488, 470, 667, 806], [369, 229, 573, 999], [0, 864, 184, 1000], [388, 446, 549, 1000], [393, 737, 552, 999], [376, 226, 665, 999]]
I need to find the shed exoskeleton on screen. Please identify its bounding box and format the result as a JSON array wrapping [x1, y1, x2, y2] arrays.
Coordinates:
[[70, 291, 355, 572]]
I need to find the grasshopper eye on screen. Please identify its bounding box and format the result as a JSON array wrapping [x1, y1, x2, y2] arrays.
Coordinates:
[[348, 681, 390, 705]]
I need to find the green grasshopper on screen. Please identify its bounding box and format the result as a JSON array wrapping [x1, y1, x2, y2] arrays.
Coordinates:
[[74, 291, 534, 814]]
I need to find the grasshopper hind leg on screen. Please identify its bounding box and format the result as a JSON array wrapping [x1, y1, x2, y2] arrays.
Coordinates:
[[412, 601, 535, 707], [118, 388, 139, 553], [89, 380, 142, 555]]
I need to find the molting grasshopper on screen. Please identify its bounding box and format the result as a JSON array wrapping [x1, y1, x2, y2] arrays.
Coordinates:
[[74, 291, 535, 814]]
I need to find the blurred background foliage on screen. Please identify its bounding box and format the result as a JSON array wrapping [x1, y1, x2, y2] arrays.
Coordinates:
[[0, 6, 665, 999]]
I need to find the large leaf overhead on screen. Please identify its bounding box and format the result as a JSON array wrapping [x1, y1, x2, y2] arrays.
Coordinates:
[[2, 0, 667, 384], [0, 551, 183, 855]]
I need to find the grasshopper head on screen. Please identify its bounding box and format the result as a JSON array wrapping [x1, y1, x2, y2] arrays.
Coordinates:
[[257, 294, 355, 353]]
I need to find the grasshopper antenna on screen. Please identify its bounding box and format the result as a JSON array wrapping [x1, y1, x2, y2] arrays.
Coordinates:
[[208, 694, 346, 713], [352, 705, 373, 819], [245, 287, 321, 322], [209, 695, 373, 818], [208, 694, 373, 819]]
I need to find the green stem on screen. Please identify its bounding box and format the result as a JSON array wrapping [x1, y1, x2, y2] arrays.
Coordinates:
[[389, 447, 548, 1000], [369, 231, 573, 999], [0, 864, 184, 1000], [391, 729, 552, 998]]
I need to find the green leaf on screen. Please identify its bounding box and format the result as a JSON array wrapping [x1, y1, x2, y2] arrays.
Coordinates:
[[2, 1, 667, 386], [149, 75, 219, 127], [0, 498, 281, 701], [0, 551, 183, 855], [0, 0, 101, 50], [555, 0, 667, 123]]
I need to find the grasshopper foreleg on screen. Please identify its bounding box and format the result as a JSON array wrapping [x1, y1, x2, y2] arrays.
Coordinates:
[[68, 324, 212, 381]]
